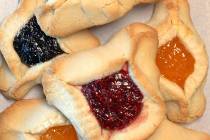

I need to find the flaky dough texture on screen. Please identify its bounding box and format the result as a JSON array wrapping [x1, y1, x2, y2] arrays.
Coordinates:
[[148, 0, 208, 123], [36, 0, 159, 37], [0, 0, 100, 99], [42, 23, 165, 140]]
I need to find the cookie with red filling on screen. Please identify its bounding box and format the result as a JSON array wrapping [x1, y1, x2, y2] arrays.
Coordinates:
[[42, 23, 165, 140]]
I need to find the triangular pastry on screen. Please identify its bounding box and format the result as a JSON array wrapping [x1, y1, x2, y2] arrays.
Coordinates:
[[42, 23, 165, 140], [148, 0, 208, 122], [36, 0, 159, 37], [0, 0, 100, 99]]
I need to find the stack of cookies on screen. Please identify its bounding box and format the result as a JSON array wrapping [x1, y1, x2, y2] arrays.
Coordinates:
[[0, 0, 209, 140]]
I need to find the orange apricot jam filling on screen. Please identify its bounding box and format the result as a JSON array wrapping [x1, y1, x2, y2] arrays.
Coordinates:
[[40, 125, 77, 140], [156, 37, 195, 88]]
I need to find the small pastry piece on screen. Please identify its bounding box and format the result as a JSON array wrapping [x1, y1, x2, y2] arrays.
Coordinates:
[[42, 23, 165, 140], [0, 99, 78, 140], [148, 0, 208, 122], [36, 0, 159, 37], [0, 54, 15, 92], [148, 119, 210, 140], [0, 0, 100, 99]]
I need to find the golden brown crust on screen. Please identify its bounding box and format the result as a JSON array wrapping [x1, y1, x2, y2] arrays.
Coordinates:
[[0, 99, 68, 140], [0, 0, 100, 99], [147, 119, 210, 140], [36, 0, 159, 37], [148, 0, 208, 123], [42, 23, 165, 140], [0, 54, 16, 93]]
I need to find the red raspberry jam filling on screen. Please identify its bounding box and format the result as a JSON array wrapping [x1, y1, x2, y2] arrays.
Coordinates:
[[81, 67, 144, 130]]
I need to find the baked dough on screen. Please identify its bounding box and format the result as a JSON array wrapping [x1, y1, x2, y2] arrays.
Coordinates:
[[148, 0, 208, 122], [0, 0, 100, 99], [148, 119, 210, 140], [36, 0, 159, 37], [42, 23, 165, 140], [0, 99, 69, 140], [0, 54, 16, 92], [1, 100, 209, 140]]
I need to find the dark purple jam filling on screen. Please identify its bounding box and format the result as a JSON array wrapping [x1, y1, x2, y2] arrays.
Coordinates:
[[81, 67, 144, 130], [13, 16, 64, 67]]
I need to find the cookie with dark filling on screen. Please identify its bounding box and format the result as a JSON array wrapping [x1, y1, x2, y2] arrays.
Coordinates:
[[13, 16, 64, 67], [0, 0, 99, 99]]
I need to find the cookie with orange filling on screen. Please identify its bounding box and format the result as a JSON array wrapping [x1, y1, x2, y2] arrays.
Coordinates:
[[0, 0, 100, 99], [42, 23, 165, 140], [148, 0, 208, 122], [0, 99, 78, 140]]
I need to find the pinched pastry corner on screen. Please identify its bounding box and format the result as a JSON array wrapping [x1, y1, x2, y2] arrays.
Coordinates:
[[148, 119, 210, 140], [0, 0, 100, 99]]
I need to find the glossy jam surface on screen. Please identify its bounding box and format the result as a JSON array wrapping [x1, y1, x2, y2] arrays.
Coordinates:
[[156, 37, 195, 88], [81, 67, 144, 130], [40, 125, 77, 140], [13, 16, 64, 67]]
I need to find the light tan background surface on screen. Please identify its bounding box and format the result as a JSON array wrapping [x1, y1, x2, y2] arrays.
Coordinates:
[[0, 0, 209, 133]]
